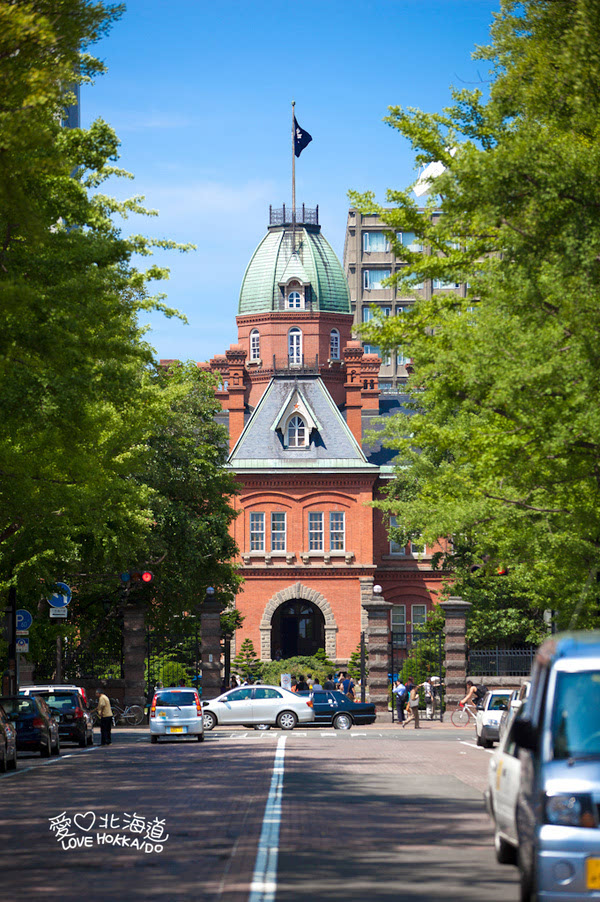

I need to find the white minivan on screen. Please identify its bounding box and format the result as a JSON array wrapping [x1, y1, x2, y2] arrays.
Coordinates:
[[511, 631, 600, 901], [149, 687, 204, 743]]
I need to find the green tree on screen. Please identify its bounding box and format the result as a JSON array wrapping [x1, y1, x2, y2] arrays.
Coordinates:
[[232, 639, 263, 683], [352, 0, 600, 629]]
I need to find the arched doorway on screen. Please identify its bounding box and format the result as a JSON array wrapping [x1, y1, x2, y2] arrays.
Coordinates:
[[271, 600, 325, 659]]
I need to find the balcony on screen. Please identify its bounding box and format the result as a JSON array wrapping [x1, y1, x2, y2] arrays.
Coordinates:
[[269, 204, 319, 227]]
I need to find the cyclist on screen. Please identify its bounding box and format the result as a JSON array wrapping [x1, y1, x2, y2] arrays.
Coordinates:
[[459, 680, 486, 708]]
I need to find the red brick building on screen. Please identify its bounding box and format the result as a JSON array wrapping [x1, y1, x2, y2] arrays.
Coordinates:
[[187, 208, 448, 665]]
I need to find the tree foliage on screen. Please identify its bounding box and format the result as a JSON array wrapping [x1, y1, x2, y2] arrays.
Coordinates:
[[232, 638, 263, 682], [352, 0, 600, 630]]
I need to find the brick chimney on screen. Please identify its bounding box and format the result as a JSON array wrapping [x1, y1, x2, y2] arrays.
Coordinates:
[[225, 345, 247, 452], [343, 340, 364, 444], [361, 352, 380, 410]]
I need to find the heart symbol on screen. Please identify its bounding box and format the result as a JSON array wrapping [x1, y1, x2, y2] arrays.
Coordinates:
[[74, 811, 96, 832]]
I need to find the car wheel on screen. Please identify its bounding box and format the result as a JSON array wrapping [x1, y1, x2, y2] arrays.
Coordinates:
[[254, 724, 271, 731], [41, 737, 52, 757], [202, 711, 216, 732], [151, 735, 158, 744], [276, 711, 297, 731], [494, 828, 518, 865], [197, 733, 204, 742], [333, 713, 353, 731], [483, 737, 494, 749], [476, 732, 484, 747], [78, 735, 87, 748]]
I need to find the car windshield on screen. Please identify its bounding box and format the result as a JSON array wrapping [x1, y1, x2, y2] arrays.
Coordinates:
[[155, 691, 196, 707], [488, 694, 511, 710], [34, 693, 77, 710], [551, 669, 600, 760]]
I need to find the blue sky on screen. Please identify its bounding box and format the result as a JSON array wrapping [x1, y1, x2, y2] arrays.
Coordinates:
[[83, 0, 498, 362]]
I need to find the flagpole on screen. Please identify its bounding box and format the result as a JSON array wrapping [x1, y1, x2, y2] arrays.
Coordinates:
[[291, 100, 296, 252]]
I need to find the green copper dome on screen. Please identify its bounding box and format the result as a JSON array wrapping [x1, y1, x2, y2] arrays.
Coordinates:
[[238, 224, 351, 315]]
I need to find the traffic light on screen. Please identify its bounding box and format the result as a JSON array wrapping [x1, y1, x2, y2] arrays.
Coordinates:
[[120, 570, 154, 584]]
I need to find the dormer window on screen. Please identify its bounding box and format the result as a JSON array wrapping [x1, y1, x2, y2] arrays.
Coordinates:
[[287, 290, 302, 309], [287, 415, 306, 447]]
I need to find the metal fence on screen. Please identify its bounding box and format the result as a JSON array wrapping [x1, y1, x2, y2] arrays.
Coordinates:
[[390, 629, 445, 722], [269, 204, 319, 226], [468, 647, 536, 677]]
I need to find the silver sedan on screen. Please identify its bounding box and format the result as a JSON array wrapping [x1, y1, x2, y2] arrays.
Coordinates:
[[201, 685, 314, 731]]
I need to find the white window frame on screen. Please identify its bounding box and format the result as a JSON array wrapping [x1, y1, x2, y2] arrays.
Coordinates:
[[411, 604, 427, 628], [389, 515, 405, 555], [363, 269, 391, 290], [397, 232, 422, 252], [329, 329, 340, 360], [363, 231, 390, 253], [409, 538, 426, 555], [391, 605, 407, 646], [288, 327, 302, 364], [287, 290, 303, 309], [433, 279, 461, 290], [249, 329, 260, 361], [308, 512, 324, 551], [249, 512, 265, 552], [287, 415, 307, 448], [329, 512, 345, 551], [396, 350, 410, 367], [271, 512, 286, 552]]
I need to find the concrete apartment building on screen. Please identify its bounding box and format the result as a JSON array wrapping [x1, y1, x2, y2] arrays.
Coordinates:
[[343, 208, 468, 390]]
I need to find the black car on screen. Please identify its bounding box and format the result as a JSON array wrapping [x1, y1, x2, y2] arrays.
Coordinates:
[[306, 690, 377, 730], [0, 705, 18, 771], [25, 690, 93, 747], [0, 695, 60, 757]]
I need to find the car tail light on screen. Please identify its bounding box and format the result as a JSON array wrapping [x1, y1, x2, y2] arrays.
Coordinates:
[[306, 699, 313, 708], [150, 695, 157, 719], [195, 695, 202, 717], [74, 708, 84, 719], [32, 717, 44, 728]]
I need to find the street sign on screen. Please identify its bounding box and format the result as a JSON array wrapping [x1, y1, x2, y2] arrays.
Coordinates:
[[48, 582, 72, 608], [16, 609, 33, 631], [16, 637, 29, 653], [49, 608, 68, 619]]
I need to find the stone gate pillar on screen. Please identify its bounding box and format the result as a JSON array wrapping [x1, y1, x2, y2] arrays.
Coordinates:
[[360, 578, 392, 712], [439, 596, 472, 712], [122, 601, 146, 707], [200, 592, 223, 699]]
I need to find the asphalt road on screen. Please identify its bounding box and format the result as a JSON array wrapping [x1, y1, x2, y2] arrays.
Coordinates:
[[0, 726, 519, 902]]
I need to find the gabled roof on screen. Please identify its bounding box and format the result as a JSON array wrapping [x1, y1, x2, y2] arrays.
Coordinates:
[[228, 376, 378, 472], [272, 385, 321, 435]]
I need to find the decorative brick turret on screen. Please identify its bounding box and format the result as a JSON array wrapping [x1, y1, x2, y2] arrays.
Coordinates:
[[343, 340, 364, 443], [361, 352, 380, 410], [225, 345, 247, 452]]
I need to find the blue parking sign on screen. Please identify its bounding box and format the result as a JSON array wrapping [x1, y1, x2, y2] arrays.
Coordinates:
[[16, 609, 33, 631]]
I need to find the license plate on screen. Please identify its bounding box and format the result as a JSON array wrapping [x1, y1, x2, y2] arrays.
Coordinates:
[[167, 726, 185, 734], [586, 859, 600, 889]]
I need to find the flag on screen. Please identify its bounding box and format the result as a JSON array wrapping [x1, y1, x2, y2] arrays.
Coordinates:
[[293, 117, 312, 158]]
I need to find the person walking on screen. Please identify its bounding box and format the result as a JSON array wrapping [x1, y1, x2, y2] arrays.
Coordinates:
[[392, 679, 407, 724], [296, 674, 309, 692], [403, 679, 420, 729], [323, 674, 336, 690], [95, 688, 113, 746]]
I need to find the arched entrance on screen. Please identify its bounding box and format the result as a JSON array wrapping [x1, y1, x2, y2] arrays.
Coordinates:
[[260, 582, 338, 661], [271, 600, 325, 659]]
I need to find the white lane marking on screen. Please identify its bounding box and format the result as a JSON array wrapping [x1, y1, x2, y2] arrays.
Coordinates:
[[249, 736, 286, 902], [459, 740, 494, 753], [0, 752, 76, 778], [350, 732, 367, 737], [320, 732, 338, 738]]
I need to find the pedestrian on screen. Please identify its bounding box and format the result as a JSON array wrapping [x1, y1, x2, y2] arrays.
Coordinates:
[[403, 679, 420, 729], [296, 674, 309, 692], [290, 677, 298, 692], [392, 679, 407, 724], [323, 674, 336, 690], [340, 672, 355, 700], [421, 678, 435, 720], [311, 677, 323, 691], [178, 678, 186, 687], [95, 688, 113, 746]]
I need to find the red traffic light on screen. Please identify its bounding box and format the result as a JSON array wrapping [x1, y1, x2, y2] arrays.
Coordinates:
[[141, 571, 153, 583]]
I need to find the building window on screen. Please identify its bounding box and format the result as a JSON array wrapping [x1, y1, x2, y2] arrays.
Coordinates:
[[249, 512, 265, 551], [250, 329, 260, 361], [329, 512, 345, 550], [308, 512, 324, 551], [288, 327, 302, 364], [391, 605, 407, 646], [363, 269, 391, 290], [410, 538, 426, 555], [389, 516, 405, 555], [382, 306, 392, 317], [411, 604, 427, 628], [329, 329, 340, 360], [397, 350, 410, 367], [363, 345, 380, 356], [433, 279, 460, 289], [287, 290, 302, 309], [362, 307, 374, 323], [397, 232, 422, 251], [363, 231, 389, 253], [271, 512, 286, 551], [287, 415, 306, 447]]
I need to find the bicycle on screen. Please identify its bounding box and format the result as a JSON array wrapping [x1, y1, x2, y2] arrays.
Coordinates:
[[450, 701, 478, 726], [90, 700, 145, 727]]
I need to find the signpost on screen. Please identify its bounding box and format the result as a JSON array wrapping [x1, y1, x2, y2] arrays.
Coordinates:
[[16, 637, 29, 654], [49, 608, 68, 619], [16, 609, 33, 634], [48, 582, 72, 609]]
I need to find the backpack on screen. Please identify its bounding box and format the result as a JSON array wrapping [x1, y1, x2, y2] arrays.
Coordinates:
[[474, 684, 488, 704]]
